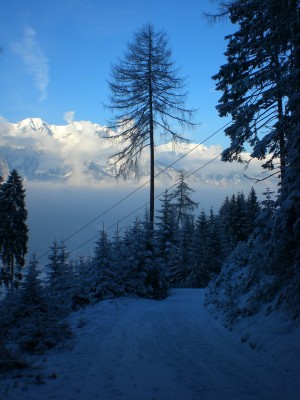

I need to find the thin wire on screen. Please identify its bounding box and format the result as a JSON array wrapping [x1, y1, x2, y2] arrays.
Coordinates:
[[37, 121, 230, 260], [69, 153, 222, 255], [66, 122, 229, 242]]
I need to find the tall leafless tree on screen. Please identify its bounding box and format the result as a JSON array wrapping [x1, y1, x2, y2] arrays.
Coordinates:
[[106, 24, 195, 224]]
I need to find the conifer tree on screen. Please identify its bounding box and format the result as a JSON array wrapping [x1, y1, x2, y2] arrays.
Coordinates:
[[139, 209, 157, 296], [246, 186, 261, 234], [110, 226, 126, 295], [10, 256, 59, 353], [2, 256, 72, 354], [190, 210, 210, 287], [153, 190, 177, 297], [212, 1, 300, 305], [171, 217, 194, 287], [106, 23, 195, 224], [156, 190, 177, 271], [72, 255, 91, 308], [122, 217, 148, 296], [212, 0, 293, 178], [46, 240, 74, 316], [206, 208, 222, 276], [218, 196, 235, 259], [170, 171, 198, 226], [0, 170, 28, 288], [231, 192, 249, 243], [90, 228, 123, 301]]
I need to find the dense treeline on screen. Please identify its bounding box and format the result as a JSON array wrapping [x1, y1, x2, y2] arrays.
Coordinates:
[[0, 173, 264, 356], [0, 0, 299, 363], [205, 0, 300, 325]]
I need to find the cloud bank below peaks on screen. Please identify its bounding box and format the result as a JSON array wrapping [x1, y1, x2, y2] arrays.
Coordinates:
[[0, 117, 275, 190]]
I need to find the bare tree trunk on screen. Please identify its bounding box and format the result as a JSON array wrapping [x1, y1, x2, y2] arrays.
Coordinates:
[[149, 120, 155, 226], [11, 254, 14, 289], [148, 33, 155, 226]]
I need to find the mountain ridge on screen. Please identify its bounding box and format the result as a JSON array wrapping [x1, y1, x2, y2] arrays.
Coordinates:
[[0, 117, 248, 186]]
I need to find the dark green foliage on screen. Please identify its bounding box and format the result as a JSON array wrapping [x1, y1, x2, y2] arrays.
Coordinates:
[[170, 218, 194, 287], [121, 219, 149, 296], [170, 171, 198, 226], [218, 196, 236, 259], [190, 210, 210, 287], [207, 0, 300, 319], [206, 208, 222, 276], [246, 186, 261, 234], [46, 240, 74, 316], [72, 255, 92, 308], [90, 230, 116, 301], [212, 0, 292, 177], [0, 170, 28, 288], [0, 256, 72, 354], [155, 190, 176, 294]]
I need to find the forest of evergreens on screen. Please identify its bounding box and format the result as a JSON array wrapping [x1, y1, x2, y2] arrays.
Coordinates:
[[0, 0, 299, 367]]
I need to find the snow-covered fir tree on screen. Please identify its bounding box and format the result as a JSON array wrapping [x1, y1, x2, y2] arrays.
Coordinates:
[[72, 255, 92, 308], [154, 190, 177, 297], [170, 171, 198, 226], [122, 216, 152, 297], [89, 227, 124, 301], [207, 0, 300, 320], [171, 217, 195, 287], [90, 228, 112, 301], [0, 256, 72, 354], [46, 240, 74, 316], [212, 0, 292, 177]]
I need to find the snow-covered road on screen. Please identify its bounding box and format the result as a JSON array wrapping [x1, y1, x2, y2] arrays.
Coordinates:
[[2, 289, 299, 400]]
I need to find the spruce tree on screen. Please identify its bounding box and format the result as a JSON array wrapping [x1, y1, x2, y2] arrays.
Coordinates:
[[209, 0, 300, 316], [122, 217, 146, 296], [206, 208, 222, 277], [231, 192, 249, 243], [212, 0, 292, 178], [170, 171, 198, 226], [10, 256, 64, 353], [153, 190, 177, 298], [72, 255, 91, 308], [246, 186, 261, 234], [46, 240, 74, 316], [0, 170, 28, 288], [89, 228, 122, 301], [218, 196, 235, 259], [171, 217, 195, 287], [191, 210, 210, 287]]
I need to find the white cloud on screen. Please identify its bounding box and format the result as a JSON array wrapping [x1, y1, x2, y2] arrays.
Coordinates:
[[13, 26, 49, 100], [64, 111, 75, 124]]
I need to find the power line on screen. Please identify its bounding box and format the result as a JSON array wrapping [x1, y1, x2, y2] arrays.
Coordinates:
[[69, 153, 222, 255], [37, 121, 230, 260]]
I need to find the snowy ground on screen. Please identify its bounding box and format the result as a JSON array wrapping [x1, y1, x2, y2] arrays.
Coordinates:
[[1, 289, 299, 400]]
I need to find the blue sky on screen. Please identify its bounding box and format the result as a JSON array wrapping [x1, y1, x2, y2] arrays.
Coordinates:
[[0, 0, 235, 145]]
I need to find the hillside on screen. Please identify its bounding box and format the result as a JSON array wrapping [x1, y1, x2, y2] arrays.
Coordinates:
[[1, 289, 299, 400]]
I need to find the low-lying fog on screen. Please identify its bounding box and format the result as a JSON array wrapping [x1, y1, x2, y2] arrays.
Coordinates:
[[26, 176, 274, 263]]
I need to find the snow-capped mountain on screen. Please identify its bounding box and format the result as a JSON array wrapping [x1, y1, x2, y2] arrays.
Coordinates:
[[0, 117, 250, 186]]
